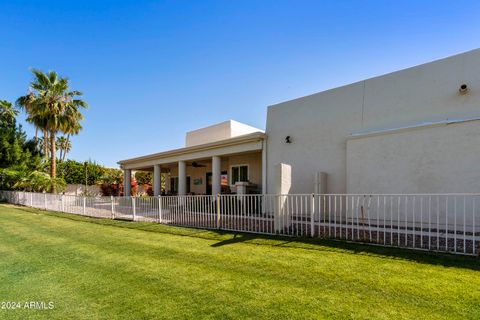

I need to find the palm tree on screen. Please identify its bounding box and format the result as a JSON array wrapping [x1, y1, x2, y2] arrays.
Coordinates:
[[16, 90, 48, 158], [13, 170, 66, 193], [60, 101, 83, 161], [56, 136, 65, 161], [36, 136, 44, 153], [56, 136, 72, 161], [16, 69, 87, 192], [0, 100, 19, 126], [62, 137, 72, 161]]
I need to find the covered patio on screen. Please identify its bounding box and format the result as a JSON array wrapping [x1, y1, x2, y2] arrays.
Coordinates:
[[118, 131, 266, 196]]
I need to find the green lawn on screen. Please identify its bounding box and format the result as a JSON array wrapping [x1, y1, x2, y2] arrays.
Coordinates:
[[0, 204, 479, 319]]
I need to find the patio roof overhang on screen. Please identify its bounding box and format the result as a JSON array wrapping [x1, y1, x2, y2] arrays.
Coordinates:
[[118, 132, 266, 170]]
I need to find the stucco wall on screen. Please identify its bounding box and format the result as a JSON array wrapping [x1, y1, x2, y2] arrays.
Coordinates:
[[347, 121, 480, 194], [185, 120, 262, 147], [64, 184, 102, 196], [266, 81, 364, 194], [266, 49, 480, 194], [228, 153, 263, 188]]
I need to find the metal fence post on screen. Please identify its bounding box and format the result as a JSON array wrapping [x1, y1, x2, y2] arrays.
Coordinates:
[[83, 196, 86, 215], [216, 194, 221, 229], [132, 197, 136, 221], [111, 196, 115, 219], [311, 193, 315, 237], [158, 195, 162, 223]]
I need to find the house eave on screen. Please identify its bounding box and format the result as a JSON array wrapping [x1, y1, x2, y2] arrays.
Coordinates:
[[118, 132, 266, 168]]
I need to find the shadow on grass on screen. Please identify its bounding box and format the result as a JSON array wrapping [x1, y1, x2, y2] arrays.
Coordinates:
[[213, 232, 480, 270], [6, 204, 480, 271]]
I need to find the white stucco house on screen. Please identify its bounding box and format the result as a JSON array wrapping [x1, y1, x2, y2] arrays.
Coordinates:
[[119, 49, 480, 196]]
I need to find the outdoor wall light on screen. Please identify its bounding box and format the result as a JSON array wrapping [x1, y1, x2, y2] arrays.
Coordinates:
[[459, 83, 468, 94], [285, 136, 292, 143]]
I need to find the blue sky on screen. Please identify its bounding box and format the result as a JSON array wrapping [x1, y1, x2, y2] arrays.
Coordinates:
[[1, 0, 479, 168]]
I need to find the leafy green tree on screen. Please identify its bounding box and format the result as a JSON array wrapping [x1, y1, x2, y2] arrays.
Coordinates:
[[135, 171, 153, 185], [57, 159, 120, 186], [0, 100, 42, 191], [100, 169, 123, 185], [82, 161, 106, 185], [0, 100, 42, 171]]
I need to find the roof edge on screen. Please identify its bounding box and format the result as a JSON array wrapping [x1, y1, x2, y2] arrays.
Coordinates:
[[268, 48, 480, 109], [118, 132, 266, 165]]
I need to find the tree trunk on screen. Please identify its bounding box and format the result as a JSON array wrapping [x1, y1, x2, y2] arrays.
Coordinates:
[[63, 134, 70, 161], [50, 132, 56, 193], [43, 130, 49, 160], [59, 141, 63, 162]]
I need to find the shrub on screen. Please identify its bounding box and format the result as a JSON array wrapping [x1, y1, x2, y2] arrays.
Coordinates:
[[10, 170, 66, 193], [118, 176, 137, 196]]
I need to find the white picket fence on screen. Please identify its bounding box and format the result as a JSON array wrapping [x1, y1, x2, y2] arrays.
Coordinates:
[[0, 191, 478, 256]]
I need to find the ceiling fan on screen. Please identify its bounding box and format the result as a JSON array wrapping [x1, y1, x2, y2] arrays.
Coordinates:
[[189, 161, 206, 168]]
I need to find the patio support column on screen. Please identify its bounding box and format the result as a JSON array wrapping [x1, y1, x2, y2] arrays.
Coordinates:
[[212, 156, 221, 196], [124, 169, 131, 196], [153, 164, 161, 196], [178, 161, 187, 195], [262, 139, 267, 194]]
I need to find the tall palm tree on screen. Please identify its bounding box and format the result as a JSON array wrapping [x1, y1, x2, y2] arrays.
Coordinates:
[[16, 69, 87, 192], [0, 100, 19, 126]]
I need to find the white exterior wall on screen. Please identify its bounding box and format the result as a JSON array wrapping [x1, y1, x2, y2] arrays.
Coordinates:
[[64, 184, 102, 196], [185, 120, 262, 147], [228, 153, 263, 187], [347, 121, 480, 194], [266, 49, 480, 194], [266, 81, 364, 194]]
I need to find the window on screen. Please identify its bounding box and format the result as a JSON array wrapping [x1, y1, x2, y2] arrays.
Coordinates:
[[170, 177, 178, 193], [230, 165, 248, 185], [207, 171, 228, 195]]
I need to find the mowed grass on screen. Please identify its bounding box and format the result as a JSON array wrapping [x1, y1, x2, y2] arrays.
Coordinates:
[[0, 204, 479, 320]]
